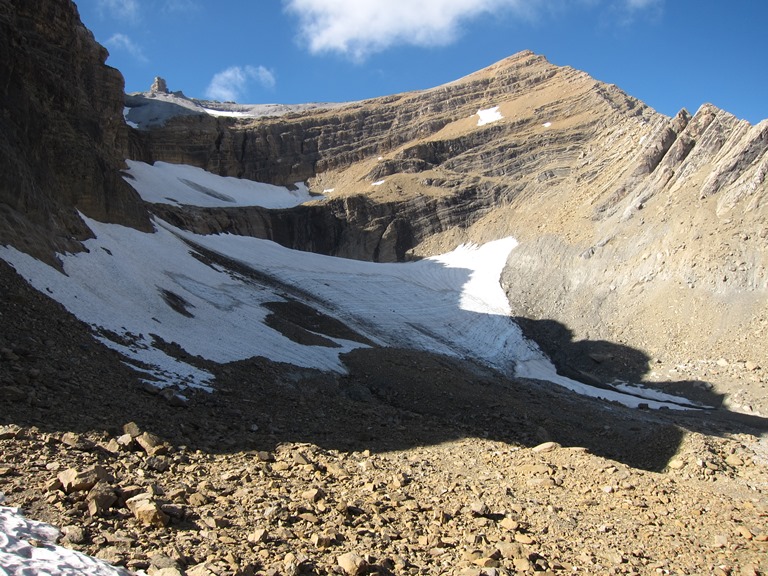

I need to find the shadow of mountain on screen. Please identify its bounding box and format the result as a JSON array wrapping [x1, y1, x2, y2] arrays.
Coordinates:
[[514, 317, 728, 409], [1, 249, 766, 477]]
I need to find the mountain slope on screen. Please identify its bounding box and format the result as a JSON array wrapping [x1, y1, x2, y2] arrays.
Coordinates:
[[125, 52, 768, 415]]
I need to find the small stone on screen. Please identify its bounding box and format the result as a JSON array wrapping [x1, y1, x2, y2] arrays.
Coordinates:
[[713, 534, 728, 548], [87, 483, 117, 517], [716, 358, 729, 367], [248, 528, 268, 543], [514, 533, 535, 545], [149, 553, 182, 571], [116, 433, 134, 447], [668, 458, 685, 470], [292, 451, 311, 466], [0, 467, 14, 477], [745, 361, 759, 371], [473, 557, 500, 568], [187, 492, 208, 506], [470, 501, 490, 516], [125, 494, 169, 527], [151, 569, 183, 576], [527, 477, 556, 488], [302, 487, 326, 502], [499, 517, 519, 531], [337, 552, 367, 576], [136, 432, 167, 456], [736, 526, 753, 540], [60, 432, 93, 450], [61, 525, 87, 544], [311, 532, 334, 549], [532, 441, 560, 453], [725, 455, 743, 467], [497, 541, 525, 559], [123, 422, 142, 438]]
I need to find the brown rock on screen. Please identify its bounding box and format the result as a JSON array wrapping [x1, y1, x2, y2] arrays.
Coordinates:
[[57, 466, 108, 493], [125, 494, 169, 527], [337, 552, 367, 576], [87, 482, 118, 517], [136, 431, 167, 456]]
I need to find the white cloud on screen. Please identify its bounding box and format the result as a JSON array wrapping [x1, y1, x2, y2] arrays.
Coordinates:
[[285, 0, 532, 59], [205, 66, 276, 102], [98, 0, 141, 22], [284, 0, 664, 59], [104, 33, 147, 62]]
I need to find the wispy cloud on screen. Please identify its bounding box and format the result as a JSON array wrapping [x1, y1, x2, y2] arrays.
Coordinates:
[[284, 0, 663, 59], [162, 0, 202, 13], [98, 0, 141, 22], [205, 66, 276, 102], [104, 33, 147, 62], [625, 0, 660, 9]]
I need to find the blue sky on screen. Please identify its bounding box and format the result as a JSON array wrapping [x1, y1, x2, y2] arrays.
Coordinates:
[[77, 1, 767, 124]]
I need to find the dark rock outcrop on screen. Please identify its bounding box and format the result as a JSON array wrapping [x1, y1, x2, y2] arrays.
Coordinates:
[[0, 0, 150, 265]]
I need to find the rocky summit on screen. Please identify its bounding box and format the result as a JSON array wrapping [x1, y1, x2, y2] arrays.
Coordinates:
[[1, 1, 768, 575]]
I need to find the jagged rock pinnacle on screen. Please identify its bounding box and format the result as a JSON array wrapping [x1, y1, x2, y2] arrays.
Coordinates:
[[150, 76, 168, 94]]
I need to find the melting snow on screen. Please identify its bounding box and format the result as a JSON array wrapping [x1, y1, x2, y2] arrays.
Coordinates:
[[477, 106, 503, 126], [0, 504, 131, 576]]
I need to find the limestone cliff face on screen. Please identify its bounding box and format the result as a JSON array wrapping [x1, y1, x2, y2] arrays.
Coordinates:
[[131, 51, 661, 261], [0, 0, 150, 264]]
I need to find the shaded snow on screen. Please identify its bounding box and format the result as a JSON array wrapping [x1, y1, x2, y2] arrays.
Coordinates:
[[477, 106, 503, 126], [0, 505, 131, 576]]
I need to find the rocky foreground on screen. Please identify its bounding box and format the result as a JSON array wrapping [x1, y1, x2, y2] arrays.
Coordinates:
[[1, 261, 767, 576]]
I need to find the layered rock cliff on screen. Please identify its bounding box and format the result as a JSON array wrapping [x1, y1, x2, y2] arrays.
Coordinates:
[[128, 51, 768, 410], [0, 0, 149, 265]]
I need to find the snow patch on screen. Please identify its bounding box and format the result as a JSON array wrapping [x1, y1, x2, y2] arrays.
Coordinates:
[[371, 180, 386, 186], [477, 106, 503, 126], [542, 121, 552, 128], [122, 107, 139, 129], [202, 107, 251, 118], [0, 506, 131, 576], [124, 160, 317, 208]]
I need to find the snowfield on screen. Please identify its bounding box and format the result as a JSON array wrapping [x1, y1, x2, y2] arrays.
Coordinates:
[[0, 503, 130, 576], [125, 160, 317, 208], [0, 163, 703, 410]]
